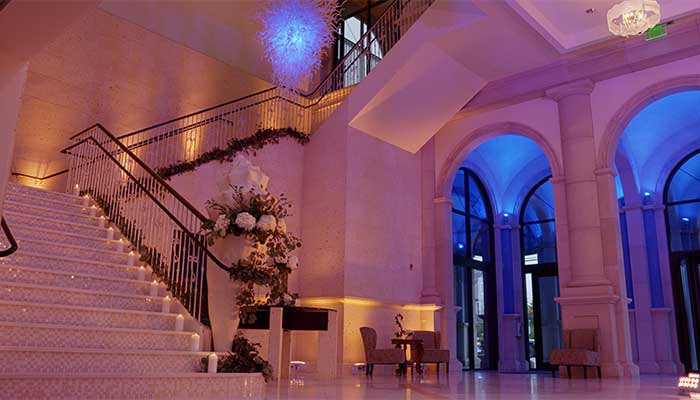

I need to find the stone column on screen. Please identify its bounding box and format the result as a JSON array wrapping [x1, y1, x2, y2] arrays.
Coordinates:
[[0, 62, 28, 213], [421, 138, 440, 304], [495, 221, 529, 372], [622, 202, 661, 373], [433, 196, 461, 369], [546, 80, 638, 377]]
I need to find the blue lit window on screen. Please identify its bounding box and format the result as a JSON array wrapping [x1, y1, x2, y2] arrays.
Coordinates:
[[520, 178, 557, 265], [451, 168, 492, 264], [665, 151, 700, 252]]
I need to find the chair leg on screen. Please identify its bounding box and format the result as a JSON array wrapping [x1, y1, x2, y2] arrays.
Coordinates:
[[446, 362, 449, 374], [566, 365, 571, 379], [365, 363, 369, 376], [436, 363, 440, 375], [584, 366, 588, 380], [552, 368, 556, 378], [597, 366, 601, 380]]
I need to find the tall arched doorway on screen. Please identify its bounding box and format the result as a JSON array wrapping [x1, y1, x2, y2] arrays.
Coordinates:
[[451, 167, 497, 370], [665, 149, 700, 371], [520, 177, 560, 370]]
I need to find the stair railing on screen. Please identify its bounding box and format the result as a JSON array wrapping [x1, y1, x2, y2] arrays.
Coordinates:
[[69, 0, 435, 175], [0, 217, 18, 257], [63, 124, 229, 324]]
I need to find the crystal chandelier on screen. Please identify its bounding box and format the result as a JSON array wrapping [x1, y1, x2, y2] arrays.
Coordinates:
[[607, 0, 661, 37]]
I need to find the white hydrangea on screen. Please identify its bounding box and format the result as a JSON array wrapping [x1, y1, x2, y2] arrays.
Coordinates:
[[287, 255, 299, 270], [256, 214, 277, 232], [277, 218, 287, 233], [214, 214, 230, 237], [235, 212, 256, 231]]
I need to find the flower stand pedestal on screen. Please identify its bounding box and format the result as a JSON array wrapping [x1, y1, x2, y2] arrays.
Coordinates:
[[206, 237, 251, 352]]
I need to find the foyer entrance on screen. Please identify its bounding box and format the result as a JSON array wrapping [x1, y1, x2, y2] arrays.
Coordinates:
[[671, 253, 700, 371], [520, 178, 561, 371], [451, 168, 498, 370]]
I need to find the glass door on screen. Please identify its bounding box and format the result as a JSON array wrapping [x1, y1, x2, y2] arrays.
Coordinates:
[[524, 264, 561, 370], [455, 265, 494, 370], [671, 254, 700, 371]]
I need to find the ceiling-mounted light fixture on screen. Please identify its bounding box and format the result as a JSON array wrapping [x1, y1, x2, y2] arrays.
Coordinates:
[[607, 0, 661, 37]]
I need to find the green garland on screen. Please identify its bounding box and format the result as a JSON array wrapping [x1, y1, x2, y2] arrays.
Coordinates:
[[157, 127, 309, 180]]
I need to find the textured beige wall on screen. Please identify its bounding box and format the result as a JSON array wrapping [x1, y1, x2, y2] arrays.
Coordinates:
[[14, 8, 272, 189]]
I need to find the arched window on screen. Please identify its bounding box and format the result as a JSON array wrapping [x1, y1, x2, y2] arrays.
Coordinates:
[[520, 177, 560, 371], [451, 168, 492, 263], [451, 168, 496, 370], [665, 150, 700, 252], [521, 178, 556, 265], [664, 149, 700, 371]]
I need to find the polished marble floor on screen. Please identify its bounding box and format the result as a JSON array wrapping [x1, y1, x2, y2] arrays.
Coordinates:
[[265, 370, 686, 399]]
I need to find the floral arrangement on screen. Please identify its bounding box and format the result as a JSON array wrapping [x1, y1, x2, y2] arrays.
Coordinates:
[[201, 156, 301, 321], [201, 334, 273, 381], [394, 313, 412, 339]]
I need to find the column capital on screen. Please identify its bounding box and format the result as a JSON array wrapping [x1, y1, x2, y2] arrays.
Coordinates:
[[594, 167, 618, 177], [545, 79, 595, 101], [433, 197, 453, 205]]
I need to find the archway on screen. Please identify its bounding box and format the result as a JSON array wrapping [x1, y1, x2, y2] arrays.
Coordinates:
[[444, 129, 560, 371], [606, 88, 700, 374]]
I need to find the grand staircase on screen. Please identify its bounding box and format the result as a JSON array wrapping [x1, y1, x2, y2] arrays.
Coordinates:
[[0, 183, 264, 399]]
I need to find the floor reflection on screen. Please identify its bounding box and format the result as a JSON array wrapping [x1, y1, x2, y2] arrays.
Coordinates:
[[265, 370, 684, 399]]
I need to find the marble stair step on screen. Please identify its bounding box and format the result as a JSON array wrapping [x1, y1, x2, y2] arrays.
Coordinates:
[[0, 252, 144, 280], [0, 346, 210, 374], [0, 321, 195, 351], [6, 183, 84, 205], [4, 211, 111, 238], [11, 225, 121, 251], [15, 238, 131, 265], [0, 265, 162, 296], [4, 199, 100, 226], [0, 300, 181, 331], [0, 281, 165, 312], [0, 372, 264, 400]]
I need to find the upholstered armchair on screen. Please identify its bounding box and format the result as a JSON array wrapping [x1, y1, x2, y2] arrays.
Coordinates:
[[549, 329, 601, 379], [360, 327, 406, 376], [410, 330, 450, 374]]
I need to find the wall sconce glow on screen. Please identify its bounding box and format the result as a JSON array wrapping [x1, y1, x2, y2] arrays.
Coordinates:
[[503, 213, 509, 217], [607, 0, 661, 37], [682, 217, 690, 222], [457, 243, 465, 249], [258, 0, 340, 89], [643, 191, 651, 197]]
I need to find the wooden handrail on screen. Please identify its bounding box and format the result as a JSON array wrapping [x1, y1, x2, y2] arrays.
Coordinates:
[[0, 217, 18, 258]]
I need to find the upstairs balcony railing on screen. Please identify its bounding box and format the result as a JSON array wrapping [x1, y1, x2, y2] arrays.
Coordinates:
[[69, 0, 434, 175]]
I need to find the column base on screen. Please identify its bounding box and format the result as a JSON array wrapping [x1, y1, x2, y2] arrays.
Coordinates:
[[637, 360, 661, 374], [601, 362, 640, 378], [658, 360, 684, 375]]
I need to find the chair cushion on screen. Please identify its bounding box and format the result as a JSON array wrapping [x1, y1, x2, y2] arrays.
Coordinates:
[[550, 349, 600, 366], [368, 349, 406, 364], [415, 349, 450, 363]]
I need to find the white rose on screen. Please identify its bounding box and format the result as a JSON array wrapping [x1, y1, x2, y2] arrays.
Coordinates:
[[214, 214, 230, 232], [256, 214, 277, 231], [277, 219, 287, 233], [287, 255, 299, 270], [235, 212, 256, 231]]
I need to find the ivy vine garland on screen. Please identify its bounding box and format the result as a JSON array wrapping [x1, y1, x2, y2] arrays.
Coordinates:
[[157, 127, 309, 180]]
